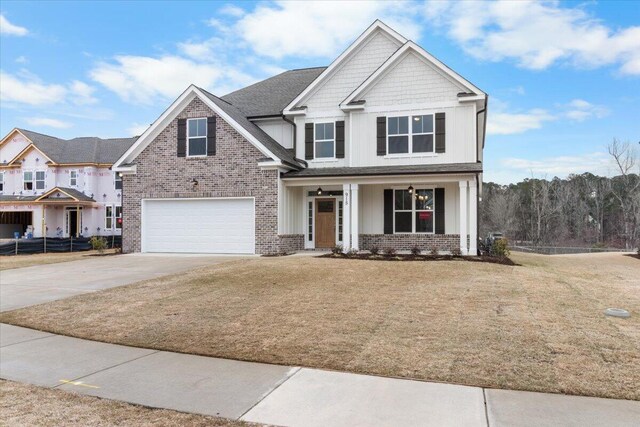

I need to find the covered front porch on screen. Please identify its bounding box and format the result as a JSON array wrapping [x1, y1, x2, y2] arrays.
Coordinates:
[[279, 171, 479, 255]]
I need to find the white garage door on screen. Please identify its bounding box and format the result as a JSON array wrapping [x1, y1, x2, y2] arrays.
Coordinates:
[[142, 198, 255, 254]]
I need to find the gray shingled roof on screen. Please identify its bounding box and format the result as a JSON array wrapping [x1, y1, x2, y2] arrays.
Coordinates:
[[198, 88, 304, 169], [221, 67, 326, 117], [17, 129, 137, 165], [50, 187, 96, 202], [0, 195, 39, 202], [282, 163, 483, 178]]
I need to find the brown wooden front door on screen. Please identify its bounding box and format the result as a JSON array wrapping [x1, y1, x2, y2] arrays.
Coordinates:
[[315, 198, 336, 248]]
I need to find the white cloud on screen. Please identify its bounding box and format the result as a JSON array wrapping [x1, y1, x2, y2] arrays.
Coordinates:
[[500, 152, 612, 178], [0, 14, 28, 36], [25, 117, 73, 129], [425, 1, 640, 75], [178, 38, 221, 59], [235, 1, 421, 59], [69, 80, 98, 105], [219, 4, 246, 18], [487, 108, 555, 135], [563, 99, 609, 122], [0, 71, 99, 107], [15, 56, 28, 64], [0, 71, 67, 106], [127, 122, 150, 136], [90, 55, 225, 104]]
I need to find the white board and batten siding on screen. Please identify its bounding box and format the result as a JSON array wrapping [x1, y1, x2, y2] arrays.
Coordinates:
[[254, 118, 294, 150], [141, 198, 255, 254]]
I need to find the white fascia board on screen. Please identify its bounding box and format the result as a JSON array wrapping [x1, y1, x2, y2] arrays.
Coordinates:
[[112, 86, 197, 169], [258, 160, 295, 171], [112, 164, 137, 174], [283, 20, 407, 115], [458, 95, 486, 102], [113, 85, 282, 171], [340, 41, 486, 108]]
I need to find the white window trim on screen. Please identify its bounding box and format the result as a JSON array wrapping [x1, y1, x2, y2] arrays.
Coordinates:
[[0, 171, 4, 194], [114, 173, 123, 190], [314, 122, 336, 160], [23, 170, 34, 191], [304, 193, 344, 249], [187, 117, 208, 158], [35, 170, 46, 191], [69, 169, 78, 187], [386, 114, 437, 156], [392, 187, 435, 234], [105, 205, 114, 230]]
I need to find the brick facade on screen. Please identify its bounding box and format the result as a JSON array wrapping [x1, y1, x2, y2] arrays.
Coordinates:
[[277, 234, 305, 253], [122, 97, 281, 254], [359, 234, 461, 253]]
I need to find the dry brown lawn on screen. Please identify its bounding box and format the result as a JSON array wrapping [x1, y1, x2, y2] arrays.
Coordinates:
[[0, 380, 255, 426], [0, 249, 118, 271], [1, 252, 638, 401]]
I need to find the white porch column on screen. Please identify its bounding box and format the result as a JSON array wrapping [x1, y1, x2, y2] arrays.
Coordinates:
[[342, 183, 351, 251], [459, 180, 468, 255], [350, 183, 359, 251], [469, 179, 478, 256]]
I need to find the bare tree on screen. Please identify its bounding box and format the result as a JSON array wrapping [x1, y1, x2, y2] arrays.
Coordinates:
[[608, 139, 640, 249]]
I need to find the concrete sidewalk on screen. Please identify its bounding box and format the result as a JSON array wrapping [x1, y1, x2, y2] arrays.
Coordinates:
[[1, 324, 638, 426]]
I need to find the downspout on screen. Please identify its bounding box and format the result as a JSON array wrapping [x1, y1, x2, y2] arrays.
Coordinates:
[[282, 114, 296, 155]]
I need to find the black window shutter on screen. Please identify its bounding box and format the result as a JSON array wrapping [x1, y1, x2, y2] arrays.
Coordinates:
[[305, 123, 314, 160], [207, 116, 216, 156], [435, 188, 445, 234], [377, 117, 386, 156], [335, 121, 345, 158], [435, 112, 446, 153], [383, 189, 393, 234], [177, 118, 186, 157]]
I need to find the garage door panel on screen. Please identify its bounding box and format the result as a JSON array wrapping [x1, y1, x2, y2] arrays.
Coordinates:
[[142, 198, 255, 254]]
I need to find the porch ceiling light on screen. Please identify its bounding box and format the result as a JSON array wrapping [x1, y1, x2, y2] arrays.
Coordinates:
[[317, 187, 323, 195], [408, 185, 414, 194]]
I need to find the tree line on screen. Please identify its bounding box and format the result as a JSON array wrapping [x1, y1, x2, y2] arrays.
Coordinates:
[[480, 140, 640, 250]]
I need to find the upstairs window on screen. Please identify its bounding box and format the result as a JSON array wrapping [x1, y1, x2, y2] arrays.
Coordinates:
[[314, 122, 335, 158], [387, 114, 435, 154], [35, 171, 46, 190], [23, 171, 33, 191], [115, 173, 122, 190], [69, 170, 78, 187], [0, 172, 4, 193], [187, 118, 207, 157]]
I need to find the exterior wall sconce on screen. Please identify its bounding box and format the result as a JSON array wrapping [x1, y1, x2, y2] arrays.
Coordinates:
[[316, 187, 323, 195], [408, 185, 414, 194], [191, 178, 199, 188]]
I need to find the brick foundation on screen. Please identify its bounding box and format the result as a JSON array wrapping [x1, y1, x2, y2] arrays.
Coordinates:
[[277, 234, 304, 253], [122, 97, 280, 255], [359, 234, 461, 253]]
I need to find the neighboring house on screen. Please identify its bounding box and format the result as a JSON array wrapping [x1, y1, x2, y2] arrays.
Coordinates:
[[114, 20, 487, 255], [0, 129, 136, 239]]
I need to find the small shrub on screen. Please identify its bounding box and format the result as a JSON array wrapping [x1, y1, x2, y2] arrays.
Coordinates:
[[331, 245, 343, 255], [450, 246, 462, 256], [430, 245, 439, 256], [492, 238, 510, 258], [383, 247, 397, 257], [410, 245, 422, 256], [369, 246, 380, 255], [90, 236, 108, 254], [346, 248, 358, 257]]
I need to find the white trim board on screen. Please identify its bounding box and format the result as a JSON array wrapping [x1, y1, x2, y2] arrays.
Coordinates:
[[283, 20, 406, 115], [113, 86, 282, 171]]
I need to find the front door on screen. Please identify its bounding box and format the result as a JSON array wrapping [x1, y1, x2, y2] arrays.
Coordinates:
[[315, 198, 336, 248], [68, 210, 78, 237]]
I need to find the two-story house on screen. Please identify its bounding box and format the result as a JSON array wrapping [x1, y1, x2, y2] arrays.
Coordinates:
[[113, 21, 487, 255], [0, 128, 136, 239]]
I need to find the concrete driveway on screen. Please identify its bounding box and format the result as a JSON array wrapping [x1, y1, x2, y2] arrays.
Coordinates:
[[0, 253, 249, 312]]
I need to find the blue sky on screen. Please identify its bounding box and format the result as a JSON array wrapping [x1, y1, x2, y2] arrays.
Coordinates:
[[1, 0, 638, 183]]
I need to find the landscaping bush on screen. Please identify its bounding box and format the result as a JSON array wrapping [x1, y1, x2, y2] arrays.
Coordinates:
[[383, 247, 397, 257], [332, 245, 343, 255], [430, 245, 439, 256], [410, 245, 422, 256], [346, 248, 358, 257], [89, 236, 108, 254], [369, 246, 380, 255], [492, 238, 511, 258], [450, 246, 462, 256]]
